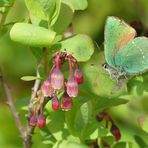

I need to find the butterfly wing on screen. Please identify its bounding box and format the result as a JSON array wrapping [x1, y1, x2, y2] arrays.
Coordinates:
[[115, 37, 148, 74], [104, 16, 136, 68]]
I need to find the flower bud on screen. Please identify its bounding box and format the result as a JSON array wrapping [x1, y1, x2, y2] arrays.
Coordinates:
[[61, 93, 72, 111], [41, 79, 54, 97], [110, 124, 121, 141], [37, 114, 46, 128], [52, 96, 60, 110], [51, 67, 64, 90], [74, 69, 84, 84], [66, 77, 78, 97], [29, 115, 37, 127]]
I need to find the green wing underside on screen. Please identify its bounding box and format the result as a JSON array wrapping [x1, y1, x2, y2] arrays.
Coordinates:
[[115, 37, 148, 74], [104, 16, 136, 68]]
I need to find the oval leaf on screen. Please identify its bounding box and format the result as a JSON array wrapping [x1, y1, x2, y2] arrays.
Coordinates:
[[62, 0, 88, 10], [40, 0, 61, 24], [81, 51, 127, 96], [65, 99, 93, 139], [21, 76, 41, 81], [53, 34, 94, 62], [51, 2, 74, 33], [56, 140, 89, 148], [10, 23, 56, 47], [25, 0, 46, 20]]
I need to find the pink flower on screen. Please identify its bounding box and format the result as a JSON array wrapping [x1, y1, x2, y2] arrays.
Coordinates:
[[61, 92, 72, 111], [52, 96, 60, 110], [74, 69, 84, 84], [37, 114, 46, 128], [51, 67, 64, 90], [29, 115, 37, 127], [41, 79, 54, 97], [66, 77, 78, 97]]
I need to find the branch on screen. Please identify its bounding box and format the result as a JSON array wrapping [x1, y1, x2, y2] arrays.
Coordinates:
[[24, 63, 41, 147], [0, 70, 25, 140], [28, 63, 41, 117], [0, 65, 41, 148]]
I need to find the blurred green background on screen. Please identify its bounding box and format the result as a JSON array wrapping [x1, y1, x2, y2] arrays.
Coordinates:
[[0, 0, 148, 147]]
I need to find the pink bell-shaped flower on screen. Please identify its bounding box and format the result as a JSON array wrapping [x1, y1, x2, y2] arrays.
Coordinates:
[[66, 76, 78, 97], [52, 96, 60, 110], [51, 67, 64, 90], [74, 68, 84, 84], [41, 79, 54, 97], [61, 92, 72, 111], [29, 115, 37, 127], [37, 114, 46, 128]]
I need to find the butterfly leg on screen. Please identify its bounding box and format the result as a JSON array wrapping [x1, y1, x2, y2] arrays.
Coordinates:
[[111, 77, 128, 93]]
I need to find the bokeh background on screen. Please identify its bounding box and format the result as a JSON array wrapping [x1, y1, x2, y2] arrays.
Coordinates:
[[0, 0, 148, 147]]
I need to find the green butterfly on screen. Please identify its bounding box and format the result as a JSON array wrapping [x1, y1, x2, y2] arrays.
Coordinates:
[[102, 16, 148, 89]]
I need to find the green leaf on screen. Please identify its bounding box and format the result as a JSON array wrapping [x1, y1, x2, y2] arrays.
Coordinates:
[[40, 127, 56, 145], [40, 0, 61, 23], [54, 140, 89, 148], [51, 2, 74, 34], [52, 34, 94, 62], [21, 106, 28, 111], [10, 23, 56, 47], [25, 0, 61, 24], [94, 97, 128, 112], [85, 119, 109, 140], [21, 76, 41, 81], [40, 0, 56, 19], [30, 47, 44, 60], [112, 142, 132, 148], [62, 0, 88, 10], [50, 0, 62, 25], [134, 135, 148, 148], [127, 74, 148, 96], [74, 101, 93, 136], [25, 0, 46, 20], [65, 98, 94, 139], [81, 50, 127, 96], [46, 108, 67, 140], [101, 136, 115, 146]]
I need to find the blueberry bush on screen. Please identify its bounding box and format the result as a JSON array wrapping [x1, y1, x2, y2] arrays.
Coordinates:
[[0, 0, 148, 148]]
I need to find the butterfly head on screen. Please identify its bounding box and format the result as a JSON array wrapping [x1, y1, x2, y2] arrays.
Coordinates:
[[102, 63, 113, 76], [102, 63, 109, 70], [102, 63, 126, 79]]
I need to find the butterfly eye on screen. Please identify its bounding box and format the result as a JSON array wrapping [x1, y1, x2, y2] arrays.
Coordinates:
[[102, 63, 108, 69]]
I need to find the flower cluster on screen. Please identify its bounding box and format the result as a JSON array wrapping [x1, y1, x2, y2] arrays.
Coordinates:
[[29, 52, 84, 128]]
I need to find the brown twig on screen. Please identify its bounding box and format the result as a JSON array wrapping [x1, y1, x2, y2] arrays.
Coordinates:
[[0, 70, 25, 145], [24, 63, 42, 148], [0, 64, 41, 148]]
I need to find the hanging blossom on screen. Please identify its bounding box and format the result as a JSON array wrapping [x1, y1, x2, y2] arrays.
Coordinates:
[[29, 52, 84, 128]]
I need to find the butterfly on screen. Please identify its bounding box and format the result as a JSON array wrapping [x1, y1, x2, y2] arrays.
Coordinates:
[[102, 16, 148, 90]]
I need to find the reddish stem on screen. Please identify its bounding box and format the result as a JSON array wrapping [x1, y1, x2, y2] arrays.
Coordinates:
[[55, 54, 61, 69], [49, 64, 56, 75], [75, 60, 79, 69], [33, 102, 38, 115], [68, 56, 73, 77]]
